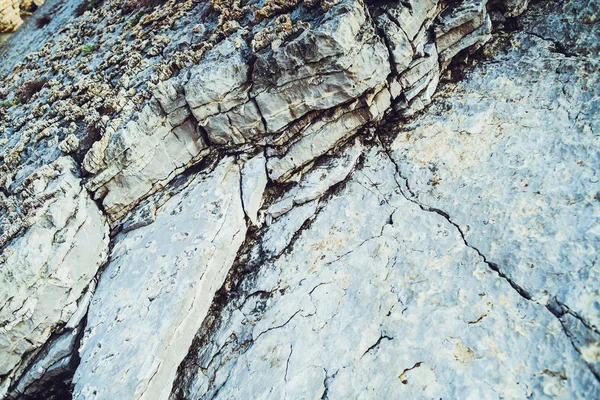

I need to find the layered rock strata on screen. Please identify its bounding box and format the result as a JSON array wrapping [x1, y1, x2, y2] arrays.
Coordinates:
[[0, 0, 598, 398]]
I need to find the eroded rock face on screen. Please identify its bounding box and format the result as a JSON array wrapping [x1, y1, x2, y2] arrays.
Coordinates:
[[73, 157, 249, 400], [0, 0, 22, 33], [169, 2, 600, 398], [173, 148, 599, 399], [0, 0, 527, 225], [388, 32, 600, 339], [0, 0, 598, 398], [0, 157, 108, 397]]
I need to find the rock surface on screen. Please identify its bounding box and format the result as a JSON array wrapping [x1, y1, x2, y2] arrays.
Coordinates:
[[0, 158, 108, 397], [0, 0, 598, 398], [174, 147, 598, 399], [74, 157, 247, 400], [0, 0, 45, 33], [0, 0, 21, 33]]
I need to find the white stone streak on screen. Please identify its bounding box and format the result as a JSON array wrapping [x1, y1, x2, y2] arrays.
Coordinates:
[[241, 153, 268, 227], [73, 158, 247, 400], [0, 158, 109, 395]]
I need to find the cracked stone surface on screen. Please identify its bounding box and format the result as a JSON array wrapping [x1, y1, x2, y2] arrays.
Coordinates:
[[385, 25, 600, 378], [0, 0, 598, 398], [73, 157, 248, 400], [0, 157, 109, 397]]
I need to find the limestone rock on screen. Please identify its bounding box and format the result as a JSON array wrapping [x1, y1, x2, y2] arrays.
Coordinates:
[[83, 100, 209, 222], [6, 321, 86, 399], [0, 158, 108, 397], [19, 0, 44, 12], [385, 0, 439, 43], [386, 30, 600, 372], [241, 153, 268, 227], [0, 0, 45, 33], [266, 138, 363, 220], [0, 0, 598, 398], [435, 0, 493, 68], [173, 146, 600, 399], [169, 2, 600, 399], [266, 97, 373, 182], [520, 0, 599, 57], [251, 0, 390, 133], [0, 0, 22, 33], [185, 35, 257, 145], [375, 13, 413, 74]]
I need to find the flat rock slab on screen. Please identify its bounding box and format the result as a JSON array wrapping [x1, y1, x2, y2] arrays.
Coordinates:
[[73, 157, 248, 400]]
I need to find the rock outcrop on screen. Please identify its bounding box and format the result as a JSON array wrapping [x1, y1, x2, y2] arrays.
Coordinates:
[[0, 0, 598, 398], [0, 0, 45, 33]]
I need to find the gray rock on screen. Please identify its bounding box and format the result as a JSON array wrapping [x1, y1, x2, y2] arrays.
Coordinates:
[[491, 0, 528, 17], [241, 152, 268, 226], [519, 0, 599, 57], [185, 35, 257, 145], [386, 0, 439, 42], [0, 0, 598, 397], [252, 0, 390, 133], [7, 325, 82, 399], [387, 30, 600, 379], [267, 138, 362, 219], [0, 158, 108, 396], [174, 146, 600, 399], [435, 0, 493, 68], [266, 97, 372, 182], [376, 13, 413, 74], [83, 100, 209, 222]]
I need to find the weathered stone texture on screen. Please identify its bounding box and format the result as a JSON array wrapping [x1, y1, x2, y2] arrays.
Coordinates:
[[0, 0, 22, 33], [0, 158, 108, 397], [0, 0, 598, 398]]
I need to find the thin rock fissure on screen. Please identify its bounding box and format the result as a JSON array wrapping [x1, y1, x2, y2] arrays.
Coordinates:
[[380, 137, 600, 381]]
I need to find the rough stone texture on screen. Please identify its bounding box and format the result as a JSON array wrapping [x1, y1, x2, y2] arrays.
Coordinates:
[[0, 158, 108, 397], [0, 0, 598, 398], [6, 321, 86, 399], [82, 98, 209, 222], [0, 0, 525, 227], [386, 18, 600, 380], [0, 0, 21, 33], [520, 0, 598, 57], [0, 0, 45, 33], [173, 148, 599, 400], [169, 2, 600, 399], [83, 0, 391, 221], [73, 157, 249, 400], [241, 152, 268, 226], [18, 0, 44, 13]]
